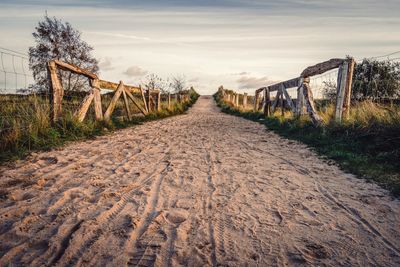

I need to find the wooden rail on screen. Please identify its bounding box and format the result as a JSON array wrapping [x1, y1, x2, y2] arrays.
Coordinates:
[[219, 57, 356, 125], [47, 60, 192, 122]]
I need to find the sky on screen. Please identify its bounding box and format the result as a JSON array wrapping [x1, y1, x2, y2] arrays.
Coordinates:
[[0, 0, 399, 95]]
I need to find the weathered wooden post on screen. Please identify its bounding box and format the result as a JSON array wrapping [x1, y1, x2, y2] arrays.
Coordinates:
[[47, 60, 64, 122], [253, 91, 259, 112], [296, 78, 306, 116], [243, 93, 248, 108], [263, 87, 271, 116], [335, 61, 349, 122], [157, 91, 161, 111], [147, 89, 152, 112], [168, 93, 171, 109], [140, 85, 148, 113], [343, 58, 355, 119], [91, 79, 103, 120], [236, 93, 239, 107], [280, 88, 284, 116], [122, 88, 132, 120]]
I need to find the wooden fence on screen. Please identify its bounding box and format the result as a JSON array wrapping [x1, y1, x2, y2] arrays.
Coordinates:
[[219, 57, 356, 125], [47, 60, 191, 122]]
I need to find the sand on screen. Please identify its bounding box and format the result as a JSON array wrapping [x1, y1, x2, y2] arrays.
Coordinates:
[[0, 96, 399, 266]]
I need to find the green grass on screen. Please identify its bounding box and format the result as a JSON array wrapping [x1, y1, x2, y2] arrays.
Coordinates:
[[0, 92, 199, 164], [214, 92, 400, 197]]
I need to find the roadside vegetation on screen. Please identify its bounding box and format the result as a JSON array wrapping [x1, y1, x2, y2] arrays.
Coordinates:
[[0, 90, 199, 164], [214, 87, 400, 197]]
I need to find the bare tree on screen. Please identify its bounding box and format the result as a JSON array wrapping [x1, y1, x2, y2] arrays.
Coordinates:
[[141, 73, 170, 93], [170, 75, 187, 93], [28, 14, 98, 93]]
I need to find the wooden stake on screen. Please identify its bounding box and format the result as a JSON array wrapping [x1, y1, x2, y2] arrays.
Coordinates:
[[243, 93, 248, 108], [91, 79, 103, 120], [124, 89, 147, 115], [47, 61, 64, 122], [104, 81, 125, 121], [168, 93, 171, 109], [343, 58, 355, 119], [280, 90, 284, 116], [157, 91, 161, 111], [303, 80, 323, 126], [281, 84, 295, 112], [335, 62, 349, 122], [140, 86, 148, 113], [75, 90, 95, 122], [122, 89, 132, 120], [271, 90, 282, 113]]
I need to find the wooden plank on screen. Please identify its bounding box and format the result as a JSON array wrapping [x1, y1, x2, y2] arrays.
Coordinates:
[[255, 87, 265, 94], [271, 90, 282, 113], [91, 79, 103, 120], [47, 61, 64, 122], [53, 60, 98, 79], [168, 93, 171, 109], [343, 58, 355, 118], [303, 81, 323, 125], [125, 89, 147, 115], [122, 89, 132, 120], [267, 78, 300, 92], [99, 79, 142, 94], [335, 62, 349, 122], [104, 81, 125, 121], [301, 58, 345, 78], [281, 84, 295, 112], [243, 93, 248, 108], [75, 90, 95, 122]]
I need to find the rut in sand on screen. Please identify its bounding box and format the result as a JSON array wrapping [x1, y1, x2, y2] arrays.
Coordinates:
[[1, 96, 400, 266]]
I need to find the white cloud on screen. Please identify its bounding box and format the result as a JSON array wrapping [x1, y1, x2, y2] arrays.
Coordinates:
[[236, 75, 275, 89], [123, 66, 148, 77], [98, 57, 114, 71]]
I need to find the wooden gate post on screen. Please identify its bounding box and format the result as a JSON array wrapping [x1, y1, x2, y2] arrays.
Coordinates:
[[91, 78, 103, 120], [168, 93, 171, 109], [296, 78, 306, 116], [243, 93, 248, 108], [343, 58, 355, 119], [335, 61, 349, 122], [47, 60, 64, 122]]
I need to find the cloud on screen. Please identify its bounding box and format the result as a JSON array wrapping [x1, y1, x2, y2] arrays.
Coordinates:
[[123, 66, 148, 77], [98, 57, 114, 71], [236, 75, 275, 89], [231, 71, 250, 76]]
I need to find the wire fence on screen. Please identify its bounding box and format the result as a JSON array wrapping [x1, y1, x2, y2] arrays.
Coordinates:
[[0, 47, 35, 94]]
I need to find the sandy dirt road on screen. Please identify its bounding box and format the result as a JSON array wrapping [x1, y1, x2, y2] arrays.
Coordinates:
[[0, 96, 400, 266]]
